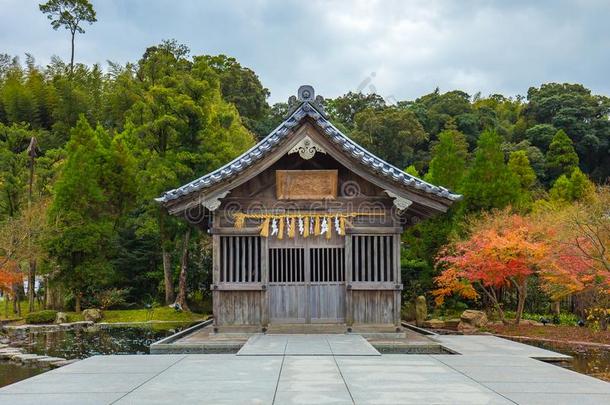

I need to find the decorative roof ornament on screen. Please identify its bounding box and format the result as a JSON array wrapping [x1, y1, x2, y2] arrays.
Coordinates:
[[288, 135, 326, 160]]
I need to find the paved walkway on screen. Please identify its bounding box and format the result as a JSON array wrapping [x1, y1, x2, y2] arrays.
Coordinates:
[[1, 336, 608, 404], [238, 334, 380, 356]]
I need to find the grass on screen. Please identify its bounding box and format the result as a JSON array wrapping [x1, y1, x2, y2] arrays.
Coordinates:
[[99, 307, 206, 323], [1, 300, 207, 325]]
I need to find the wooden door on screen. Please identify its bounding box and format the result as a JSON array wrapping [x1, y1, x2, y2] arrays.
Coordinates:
[[268, 237, 345, 323]]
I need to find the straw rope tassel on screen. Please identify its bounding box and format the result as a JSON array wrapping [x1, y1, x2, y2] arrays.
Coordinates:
[[288, 217, 296, 238], [339, 217, 346, 236], [234, 213, 245, 229], [314, 216, 321, 236], [303, 217, 310, 238], [259, 218, 270, 237], [278, 217, 284, 239], [325, 216, 332, 239]]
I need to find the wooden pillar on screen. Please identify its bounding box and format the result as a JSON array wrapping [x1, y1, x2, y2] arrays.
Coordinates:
[[212, 213, 220, 329], [260, 236, 269, 327], [393, 233, 401, 327], [345, 234, 353, 326]]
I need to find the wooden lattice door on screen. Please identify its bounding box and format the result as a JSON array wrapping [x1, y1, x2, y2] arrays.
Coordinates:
[[267, 236, 345, 323]]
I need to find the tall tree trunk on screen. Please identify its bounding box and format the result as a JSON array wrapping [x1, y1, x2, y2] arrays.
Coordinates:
[[513, 278, 527, 325], [160, 212, 174, 305], [162, 248, 174, 305], [27, 137, 37, 312], [28, 260, 36, 312], [70, 31, 75, 74], [175, 228, 191, 311]]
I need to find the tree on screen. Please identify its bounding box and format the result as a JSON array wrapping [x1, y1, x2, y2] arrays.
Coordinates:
[[524, 83, 610, 179], [39, 0, 97, 74], [545, 129, 579, 181], [325, 92, 386, 131], [125, 48, 254, 304], [434, 210, 549, 324], [526, 124, 557, 150], [536, 189, 610, 328], [549, 168, 595, 203], [46, 117, 137, 311], [425, 121, 468, 191], [508, 150, 536, 210], [351, 107, 428, 169], [202, 55, 270, 137], [460, 130, 521, 213]]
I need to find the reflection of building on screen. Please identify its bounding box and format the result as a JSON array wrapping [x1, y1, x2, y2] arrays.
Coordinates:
[[157, 86, 460, 328]]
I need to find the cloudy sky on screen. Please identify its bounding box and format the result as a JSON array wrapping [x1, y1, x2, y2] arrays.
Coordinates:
[[1, 0, 609, 103]]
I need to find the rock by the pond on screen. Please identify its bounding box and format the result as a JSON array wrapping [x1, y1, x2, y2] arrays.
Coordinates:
[[82, 308, 103, 322], [519, 319, 544, 326], [55, 312, 68, 324], [422, 319, 445, 329], [444, 319, 461, 330], [458, 310, 488, 333]]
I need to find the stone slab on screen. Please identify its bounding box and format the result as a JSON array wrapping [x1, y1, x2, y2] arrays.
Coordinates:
[[1, 335, 608, 404], [238, 334, 380, 356], [433, 335, 572, 360]]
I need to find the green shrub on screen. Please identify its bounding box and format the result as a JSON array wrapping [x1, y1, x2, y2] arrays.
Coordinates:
[[25, 310, 58, 324], [96, 288, 129, 310]]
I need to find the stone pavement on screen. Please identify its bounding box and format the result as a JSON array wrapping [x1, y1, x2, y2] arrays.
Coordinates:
[[237, 334, 380, 356], [1, 335, 608, 404]]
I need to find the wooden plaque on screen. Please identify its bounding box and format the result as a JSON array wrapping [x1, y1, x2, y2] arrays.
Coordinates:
[[276, 170, 338, 200]]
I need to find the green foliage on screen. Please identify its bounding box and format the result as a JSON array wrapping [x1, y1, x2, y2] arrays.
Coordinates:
[[508, 150, 536, 189], [460, 130, 521, 212], [202, 55, 270, 137], [325, 92, 386, 131], [95, 288, 129, 310], [526, 124, 557, 150], [25, 309, 57, 324], [545, 129, 579, 181], [549, 168, 595, 203], [425, 123, 468, 190], [404, 165, 420, 177], [46, 117, 138, 298], [39, 0, 97, 35], [352, 107, 428, 169]]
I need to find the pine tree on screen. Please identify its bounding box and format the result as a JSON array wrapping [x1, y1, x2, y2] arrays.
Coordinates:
[[461, 129, 521, 212], [425, 122, 468, 191], [545, 129, 579, 181]]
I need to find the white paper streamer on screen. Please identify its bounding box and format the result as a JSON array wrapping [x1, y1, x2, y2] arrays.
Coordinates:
[[271, 218, 278, 235]]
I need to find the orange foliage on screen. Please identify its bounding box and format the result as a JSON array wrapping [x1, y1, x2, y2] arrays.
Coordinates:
[[433, 210, 549, 306], [0, 257, 22, 293]]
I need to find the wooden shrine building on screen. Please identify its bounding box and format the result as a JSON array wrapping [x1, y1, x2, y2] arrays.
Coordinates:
[[157, 86, 460, 329]]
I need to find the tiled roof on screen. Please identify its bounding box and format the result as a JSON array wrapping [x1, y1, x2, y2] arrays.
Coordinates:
[[156, 96, 461, 204]]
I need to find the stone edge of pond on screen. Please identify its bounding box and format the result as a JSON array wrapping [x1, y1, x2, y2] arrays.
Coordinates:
[[495, 333, 610, 350], [0, 344, 76, 370]]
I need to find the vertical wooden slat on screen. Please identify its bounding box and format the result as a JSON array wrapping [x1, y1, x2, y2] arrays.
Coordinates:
[[254, 238, 259, 282], [372, 237, 377, 282]]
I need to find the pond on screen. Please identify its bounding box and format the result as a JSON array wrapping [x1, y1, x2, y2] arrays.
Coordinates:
[[0, 323, 192, 388], [524, 340, 610, 382]]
